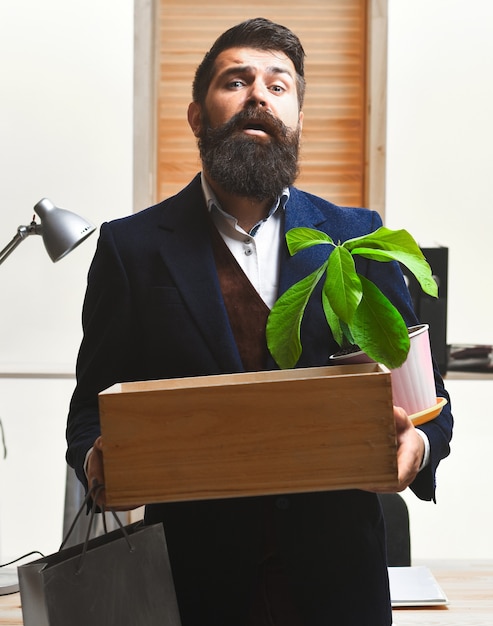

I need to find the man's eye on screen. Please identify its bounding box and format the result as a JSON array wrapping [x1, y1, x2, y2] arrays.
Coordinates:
[[228, 80, 244, 89], [270, 85, 285, 93]]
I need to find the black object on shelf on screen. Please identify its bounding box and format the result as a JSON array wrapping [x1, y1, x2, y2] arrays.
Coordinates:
[[447, 344, 493, 372], [401, 246, 449, 376]]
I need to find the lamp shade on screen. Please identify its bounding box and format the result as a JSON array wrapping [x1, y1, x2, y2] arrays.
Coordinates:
[[34, 198, 96, 262]]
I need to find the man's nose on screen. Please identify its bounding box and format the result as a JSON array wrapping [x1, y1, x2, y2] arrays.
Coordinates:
[[246, 81, 269, 108]]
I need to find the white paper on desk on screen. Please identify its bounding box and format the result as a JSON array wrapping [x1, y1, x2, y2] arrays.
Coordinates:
[[388, 566, 449, 607]]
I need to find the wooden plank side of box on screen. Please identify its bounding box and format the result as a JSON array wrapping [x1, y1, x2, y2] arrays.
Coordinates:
[[99, 364, 398, 508]]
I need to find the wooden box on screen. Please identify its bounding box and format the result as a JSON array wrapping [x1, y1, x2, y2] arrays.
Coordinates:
[[99, 363, 398, 508]]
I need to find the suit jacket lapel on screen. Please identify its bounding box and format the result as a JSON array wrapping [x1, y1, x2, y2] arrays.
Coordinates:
[[156, 176, 243, 373], [279, 188, 331, 294]]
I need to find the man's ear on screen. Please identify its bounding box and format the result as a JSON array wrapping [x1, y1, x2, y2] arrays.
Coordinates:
[[298, 110, 304, 131], [188, 102, 202, 137]]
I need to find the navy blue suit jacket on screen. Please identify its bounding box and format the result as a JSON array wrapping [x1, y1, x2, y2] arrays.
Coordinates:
[[67, 174, 452, 625]]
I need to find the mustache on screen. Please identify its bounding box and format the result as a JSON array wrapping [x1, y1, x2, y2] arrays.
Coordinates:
[[203, 108, 293, 142]]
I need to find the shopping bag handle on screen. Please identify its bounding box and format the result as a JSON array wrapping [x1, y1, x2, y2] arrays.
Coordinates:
[[60, 482, 135, 574]]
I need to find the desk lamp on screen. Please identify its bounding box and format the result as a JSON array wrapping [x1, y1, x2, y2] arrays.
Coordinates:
[[0, 198, 96, 265], [0, 198, 95, 594]]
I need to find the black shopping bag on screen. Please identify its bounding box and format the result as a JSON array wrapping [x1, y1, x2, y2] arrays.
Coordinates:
[[18, 485, 181, 626]]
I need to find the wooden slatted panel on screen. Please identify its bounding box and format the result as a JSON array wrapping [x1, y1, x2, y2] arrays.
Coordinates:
[[157, 0, 367, 206]]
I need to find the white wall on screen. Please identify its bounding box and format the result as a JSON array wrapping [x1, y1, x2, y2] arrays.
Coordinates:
[[386, 0, 493, 561], [401, 378, 493, 561], [386, 0, 493, 346], [0, 0, 134, 372], [0, 0, 134, 562], [0, 0, 491, 565]]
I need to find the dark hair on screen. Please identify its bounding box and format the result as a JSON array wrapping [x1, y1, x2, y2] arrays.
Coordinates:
[[192, 17, 306, 109]]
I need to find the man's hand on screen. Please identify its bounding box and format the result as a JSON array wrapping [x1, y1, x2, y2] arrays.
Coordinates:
[[371, 406, 425, 494], [86, 436, 106, 507], [86, 436, 143, 511], [393, 406, 425, 491]]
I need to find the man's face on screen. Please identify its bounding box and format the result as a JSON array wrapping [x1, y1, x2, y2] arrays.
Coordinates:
[[199, 47, 302, 135], [188, 47, 304, 200]]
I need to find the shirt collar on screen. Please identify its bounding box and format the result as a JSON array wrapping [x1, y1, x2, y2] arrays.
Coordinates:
[[200, 173, 289, 235]]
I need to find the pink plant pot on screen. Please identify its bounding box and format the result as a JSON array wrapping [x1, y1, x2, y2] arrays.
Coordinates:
[[390, 324, 436, 415]]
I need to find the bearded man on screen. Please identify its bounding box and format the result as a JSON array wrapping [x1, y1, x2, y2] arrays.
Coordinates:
[[67, 17, 453, 626]]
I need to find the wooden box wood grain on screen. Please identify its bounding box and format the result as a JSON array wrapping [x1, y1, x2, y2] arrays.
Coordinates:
[[99, 363, 398, 508]]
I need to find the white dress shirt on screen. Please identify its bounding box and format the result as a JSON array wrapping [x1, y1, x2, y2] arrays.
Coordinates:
[[201, 174, 288, 310]]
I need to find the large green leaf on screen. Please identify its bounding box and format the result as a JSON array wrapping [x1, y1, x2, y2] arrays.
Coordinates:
[[321, 289, 343, 345], [344, 227, 423, 255], [322, 290, 356, 347], [324, 247, 362, 324], [349, 247, 438, 297], [350, 275, 410, 369], [285, 227, 334, 255], [267, 262, 328, 369]]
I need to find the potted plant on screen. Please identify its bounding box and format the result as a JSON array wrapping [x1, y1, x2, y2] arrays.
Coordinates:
[[266, 226, 441, 416]]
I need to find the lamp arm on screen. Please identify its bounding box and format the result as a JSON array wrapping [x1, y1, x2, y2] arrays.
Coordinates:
[[0, 222, 39, 265]]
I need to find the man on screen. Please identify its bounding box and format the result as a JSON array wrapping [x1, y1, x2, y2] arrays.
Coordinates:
[[67, 17, 453, 626]]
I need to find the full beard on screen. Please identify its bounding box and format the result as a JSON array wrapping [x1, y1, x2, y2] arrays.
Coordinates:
[[198, 108, 301, 202]]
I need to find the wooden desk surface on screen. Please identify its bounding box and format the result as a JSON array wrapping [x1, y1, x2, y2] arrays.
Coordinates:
[[1, 560, 491, 625], [0, 592, 22, 626]]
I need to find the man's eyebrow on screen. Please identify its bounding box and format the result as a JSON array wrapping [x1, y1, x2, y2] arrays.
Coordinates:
[[217, 64, 295, 82]]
